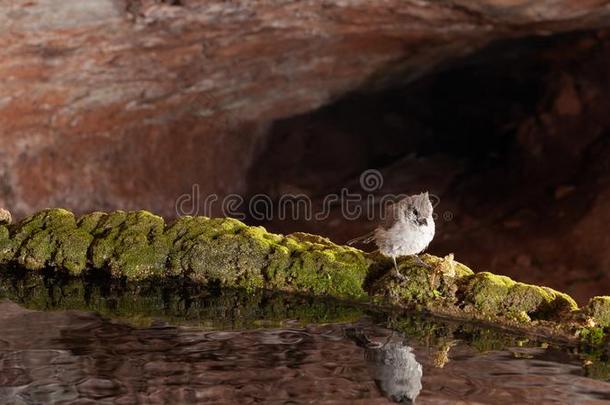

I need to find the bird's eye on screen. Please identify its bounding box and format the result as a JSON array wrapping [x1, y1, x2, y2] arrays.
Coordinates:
[[413, 209, 419, 216]]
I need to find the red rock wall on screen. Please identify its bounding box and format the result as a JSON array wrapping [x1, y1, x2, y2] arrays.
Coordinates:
[[243, 29, 610, 302], [2, 0, 610, 218]]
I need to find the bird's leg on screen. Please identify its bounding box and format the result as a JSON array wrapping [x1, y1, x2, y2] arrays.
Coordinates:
[[412, 254, 432, 269], [389, 256, 407, 281]]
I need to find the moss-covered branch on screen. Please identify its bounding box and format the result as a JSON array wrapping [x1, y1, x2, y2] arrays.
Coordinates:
[[1, 208, 609, 344], [0, 209, 368, 298]]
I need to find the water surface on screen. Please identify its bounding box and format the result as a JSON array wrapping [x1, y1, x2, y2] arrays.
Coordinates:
[[0, 273, 609, 404]]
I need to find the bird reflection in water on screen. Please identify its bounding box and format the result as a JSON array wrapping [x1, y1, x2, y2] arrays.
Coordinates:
[[346, 328, 423, 404]]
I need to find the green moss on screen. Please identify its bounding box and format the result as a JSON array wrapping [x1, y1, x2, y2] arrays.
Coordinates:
[[264, 244, 291, 286], [77, 211, 107, 234], [0, 225, 11, 262], [394, 261, 438, 304], [543, 287, 578, 315], [585, 296, 610, 327], [160, 219, 368, 297], [507, 310, 532, 323], [178, 226, 267, 288], [0, 225, 8, 243], [89, 210, 127, 268], [366, 254, 469, 308], [462, 272, 577, 321], [463, 272, 513, 314], [163, 217, 265, 288], [579, 326, 606, 346], [507, 284, 555, 314], [10, 209, 92, 274], [280, 233, 368, 299], [90, 211, 170, 279], [578, 324, 610, 379], [164, 215, 212, 276]]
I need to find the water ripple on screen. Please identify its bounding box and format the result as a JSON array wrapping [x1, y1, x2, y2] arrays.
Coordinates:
[[0, 300, 609, 404]]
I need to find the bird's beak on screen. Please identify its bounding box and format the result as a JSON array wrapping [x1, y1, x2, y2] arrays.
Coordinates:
[[417, 218, 427, 226]]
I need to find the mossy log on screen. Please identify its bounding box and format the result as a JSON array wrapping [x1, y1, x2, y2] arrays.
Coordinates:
[[0, 209, 368, 298], [1, 208, 609, 344]]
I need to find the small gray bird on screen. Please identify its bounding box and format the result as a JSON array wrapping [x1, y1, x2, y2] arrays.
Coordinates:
[[348, 192, 435, 278], [346, 328, 423, 404]]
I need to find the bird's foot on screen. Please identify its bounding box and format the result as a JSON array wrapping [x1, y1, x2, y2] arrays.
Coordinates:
[[389, 257, 408, 282], [389, 267, 408, 282], [412, 255, 432, 269]]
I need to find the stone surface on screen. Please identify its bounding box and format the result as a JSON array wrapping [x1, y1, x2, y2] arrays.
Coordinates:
[[2, 0, 610, 219]]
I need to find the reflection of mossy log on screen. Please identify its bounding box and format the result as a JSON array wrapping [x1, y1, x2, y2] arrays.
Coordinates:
[[3, 269, 609, 378], [0, 269, 365, 329], [1, 208, 610, 344]]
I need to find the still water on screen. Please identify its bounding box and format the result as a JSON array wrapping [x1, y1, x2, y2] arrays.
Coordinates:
[[0, 275, 609, 404]]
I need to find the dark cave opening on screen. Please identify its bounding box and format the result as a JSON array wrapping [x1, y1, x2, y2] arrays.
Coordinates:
[[246, 30, 610, 303]]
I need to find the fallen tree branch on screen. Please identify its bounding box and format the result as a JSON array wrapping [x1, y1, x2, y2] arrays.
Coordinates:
[[1, 208, 608, 345]]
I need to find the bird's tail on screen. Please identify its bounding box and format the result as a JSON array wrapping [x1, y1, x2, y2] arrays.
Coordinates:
[[347, 231, 375, 246]]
